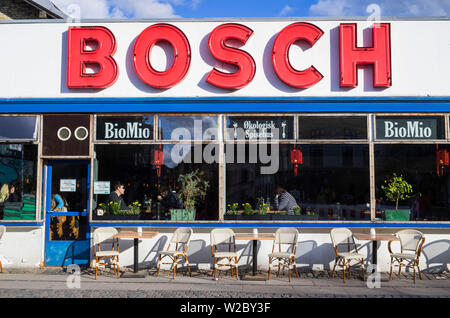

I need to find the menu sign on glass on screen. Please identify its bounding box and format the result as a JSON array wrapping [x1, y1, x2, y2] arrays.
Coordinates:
[[376, 117, 443, 140], [96, 116, 154, 141], [226, 117, 293, 140]]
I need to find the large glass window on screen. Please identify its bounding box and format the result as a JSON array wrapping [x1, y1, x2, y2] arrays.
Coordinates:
[[225, 144, 370, 220], [93, 144, 218, 221], [158, 116, 218, 141], [375, 144, 450, 221], [0, 144, 38, 221]]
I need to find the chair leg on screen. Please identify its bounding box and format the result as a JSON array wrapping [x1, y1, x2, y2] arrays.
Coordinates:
[[0, 260, 2, 273], [294, 262, 300, 278], [213, 259, 217, 280], [186, 257, 192, 277], [413, 265, 416, 283], [389, 257, 394, 280], [398, 263, 402, 275], [361, 259, 365, 281], [332, 258, 338, 278], [235, 257, 239, 280], [288, 258, 292, 282], [173, 255, 178, 279], [157, 255, 162, 277], [268, 258, 272, 280], [343, 260, 346, 283], [417, 263, 423, 280]]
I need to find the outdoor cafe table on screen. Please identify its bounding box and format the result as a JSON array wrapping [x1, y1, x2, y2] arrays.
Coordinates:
[[353, 232, 399, 279], [235, 233, 275, 280], [114, 230, 159, 278]]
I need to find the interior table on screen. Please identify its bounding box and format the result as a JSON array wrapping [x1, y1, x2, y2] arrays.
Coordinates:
[[114, 230, 159, 278], [353, 232, 399, 280], [235, 233, 275, 280]]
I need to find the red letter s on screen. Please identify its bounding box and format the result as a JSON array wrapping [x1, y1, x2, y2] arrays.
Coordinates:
[[206, 23, 256, 90]]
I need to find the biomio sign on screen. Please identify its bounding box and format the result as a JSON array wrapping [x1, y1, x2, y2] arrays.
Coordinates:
[[67, 22, 392, 91]]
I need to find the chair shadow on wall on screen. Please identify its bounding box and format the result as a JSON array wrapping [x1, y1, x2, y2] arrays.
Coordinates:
[[421, 239, 450, 274], [295, 241, 369, 271], [141, 236, 168, 269]]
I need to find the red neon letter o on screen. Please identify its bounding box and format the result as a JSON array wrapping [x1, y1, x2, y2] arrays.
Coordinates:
[[133, 24, 191, 89], [272, 22, 324, 88]]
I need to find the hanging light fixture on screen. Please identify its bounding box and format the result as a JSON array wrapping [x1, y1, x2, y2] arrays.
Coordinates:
[[153, 146, 164, 178], [290, 146, 303, 176], [436, 144, 449, 177]]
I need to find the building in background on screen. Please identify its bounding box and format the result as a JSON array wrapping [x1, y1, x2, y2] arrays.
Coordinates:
[[0, 0, 66, 20]]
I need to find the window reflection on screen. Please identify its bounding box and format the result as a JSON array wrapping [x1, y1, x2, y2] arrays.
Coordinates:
[[0, 144, 38, 220], [158, 116, 218, 140]]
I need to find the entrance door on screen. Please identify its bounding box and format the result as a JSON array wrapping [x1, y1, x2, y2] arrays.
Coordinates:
[[44, 160, 90, 266]]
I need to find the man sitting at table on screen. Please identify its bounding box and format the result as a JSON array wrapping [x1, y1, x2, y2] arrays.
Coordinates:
[[105, 181, 130, 212], [275, 187, 299, 215]]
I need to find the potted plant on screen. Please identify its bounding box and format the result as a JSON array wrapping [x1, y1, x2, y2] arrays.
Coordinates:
[[381, 173, 413, 221], [256, 201, 271, 220], [176, 169, 210, 221], [224, 203, 239, 220]]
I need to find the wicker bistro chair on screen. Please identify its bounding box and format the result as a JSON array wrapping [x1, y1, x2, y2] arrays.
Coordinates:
[[268, 228, 300, 282], [157, 227, 193, 279], [93, 227, 120, 280], [210, 228, 239, 280], [388, 230, 425, 283], [330, 228, 366, 282], [0, 225, 5, 273]]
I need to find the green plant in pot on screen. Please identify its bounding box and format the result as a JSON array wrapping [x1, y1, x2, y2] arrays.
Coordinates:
[[176, 169, 210, 221], [381, 173, 413, 221]]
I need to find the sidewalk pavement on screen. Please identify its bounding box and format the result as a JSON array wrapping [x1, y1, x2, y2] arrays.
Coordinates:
[[0, 267, 449, 298]]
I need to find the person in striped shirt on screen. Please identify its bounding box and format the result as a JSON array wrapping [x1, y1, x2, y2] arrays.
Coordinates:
[[275, 187, 299, 215]]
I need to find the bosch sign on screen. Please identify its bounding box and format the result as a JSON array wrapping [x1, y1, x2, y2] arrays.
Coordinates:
[[67, 22, 392, 90]]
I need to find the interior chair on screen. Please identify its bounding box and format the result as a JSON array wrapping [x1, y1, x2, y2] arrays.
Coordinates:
[[93, 227, 120, 280], [268, 227, 299, 282], [157, 227, 193, 279], [210, 228, 239, 280], [388, 229, 425, 283], [0, 225, 5, 273], [330, 228, 365, 282]]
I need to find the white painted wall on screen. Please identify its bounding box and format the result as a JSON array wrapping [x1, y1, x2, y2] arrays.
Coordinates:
[[0, 227, 43, 269], [0, 20, 448, 98], [97, 228, 450, 273]]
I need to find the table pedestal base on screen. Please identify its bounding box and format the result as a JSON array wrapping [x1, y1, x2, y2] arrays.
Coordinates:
[[241, 272, 267, 281], [121, 271, 147, 278]]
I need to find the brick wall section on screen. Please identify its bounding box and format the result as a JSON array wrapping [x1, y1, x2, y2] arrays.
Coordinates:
[[0, 0, 45, 19]]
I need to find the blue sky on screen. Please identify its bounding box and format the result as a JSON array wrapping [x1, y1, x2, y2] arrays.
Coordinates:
[[51, 0, 450, 19]]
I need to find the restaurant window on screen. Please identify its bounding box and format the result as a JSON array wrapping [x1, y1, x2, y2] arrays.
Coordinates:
[[298, 116, 367, 140], [225, 144, 370, 221], [375, 144, 450, 221], [93, 144, 219, 221], [0, 144, 38, 221]]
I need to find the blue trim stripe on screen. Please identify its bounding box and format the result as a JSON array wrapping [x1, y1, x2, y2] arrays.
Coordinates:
[[1, 97, 450, 113], [89, 222, 450, 229], [2, 222, 43, 227]]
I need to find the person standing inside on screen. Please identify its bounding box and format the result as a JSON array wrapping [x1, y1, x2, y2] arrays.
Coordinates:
[[275, 187, 299, 215]]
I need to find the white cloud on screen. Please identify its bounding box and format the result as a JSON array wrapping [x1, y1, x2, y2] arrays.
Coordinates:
[[279, 5, 294, 16], [309, 0, 450, 17], [52, 0, 180, 19]]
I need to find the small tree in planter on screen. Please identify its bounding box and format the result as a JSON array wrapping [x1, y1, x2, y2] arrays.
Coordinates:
[[176, 169, 210, 221], [381, 173, 413, 221]]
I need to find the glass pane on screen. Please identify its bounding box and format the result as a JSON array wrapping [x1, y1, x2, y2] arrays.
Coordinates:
[[96, 116, 154, 141], [0, 144, 38, 220], [51, 164, 88, 212], [298, 116, 367, 139], [93, 144, 219, 221], [0, 116, 37, 140], [158, 116, 218, 140], [225, 144, 370, 220], [376, 116, 444, 140], [225, 116, 294, 140], [375, 144, 450, 221], [49, 216, 87, 241]]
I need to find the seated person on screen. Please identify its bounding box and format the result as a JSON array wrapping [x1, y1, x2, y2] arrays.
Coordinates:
[[51, 193, 68, 212], [275, 187, 299, 215], [157, 185, 182, 211], [105, 181, 130, 211]]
